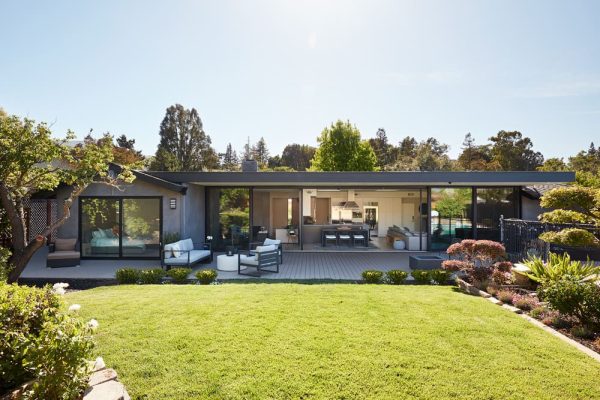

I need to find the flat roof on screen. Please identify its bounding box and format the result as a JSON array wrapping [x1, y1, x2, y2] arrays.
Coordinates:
[[144, 170, 575, 187]]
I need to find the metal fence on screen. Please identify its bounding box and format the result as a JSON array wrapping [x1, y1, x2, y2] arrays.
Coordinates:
[[500, 217, 600, 262]]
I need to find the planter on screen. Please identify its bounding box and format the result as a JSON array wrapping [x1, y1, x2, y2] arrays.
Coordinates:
[[551, 245, 600, 261]]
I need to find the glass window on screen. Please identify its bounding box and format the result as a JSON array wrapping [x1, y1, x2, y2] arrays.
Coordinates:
[[81, 198, 120, 257], [252, 189, 300, 248], [476, 187, 519, 241], [206, 188, 250, 251], [122, 198, 161, 257], [430, 188, 473, 251]]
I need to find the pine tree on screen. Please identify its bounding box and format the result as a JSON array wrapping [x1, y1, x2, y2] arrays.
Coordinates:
[[150, 104, 218, 171], [220, 143, 239, 171], [252, 137, 270, 166]]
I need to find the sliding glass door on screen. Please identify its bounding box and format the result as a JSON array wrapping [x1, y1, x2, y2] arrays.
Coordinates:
[[80, 197, 162, 259]]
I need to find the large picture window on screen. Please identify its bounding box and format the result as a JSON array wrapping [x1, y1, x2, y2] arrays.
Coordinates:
[[430, 188, 473, 251], [476, 187, 519, 241], [206, 188, 250, 251], [80, 197, 161, 259]]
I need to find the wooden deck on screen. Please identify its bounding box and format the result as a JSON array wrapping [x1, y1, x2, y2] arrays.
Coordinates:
[[21, 247, 444, 282]]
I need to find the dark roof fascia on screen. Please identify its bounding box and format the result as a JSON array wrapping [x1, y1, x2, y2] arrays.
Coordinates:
[[109, 164, 187, 194], [143, 170, 576, 187]]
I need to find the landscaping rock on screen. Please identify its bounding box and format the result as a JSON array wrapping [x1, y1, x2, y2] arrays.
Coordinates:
[[88, 368, 118, 387], [83, 380, 130, 400], [501, 304, 523, 314]]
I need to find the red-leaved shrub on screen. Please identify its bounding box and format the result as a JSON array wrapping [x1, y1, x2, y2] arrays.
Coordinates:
[[446, 239, 512, 287]]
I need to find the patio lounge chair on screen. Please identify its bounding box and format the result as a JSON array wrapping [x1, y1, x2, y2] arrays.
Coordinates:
[[249, 237, 283, 263], [47, 238, 80, 268], [238, 245, 280, 276], [162, 238, 212, 269]]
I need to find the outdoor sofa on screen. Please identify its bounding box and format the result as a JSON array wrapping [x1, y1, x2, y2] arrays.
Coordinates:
[[162, 238, 212, 269], [47, 238, 80, 268]]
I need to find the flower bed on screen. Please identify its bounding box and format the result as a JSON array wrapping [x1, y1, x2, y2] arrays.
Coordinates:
[[449, 241, 600, 358]]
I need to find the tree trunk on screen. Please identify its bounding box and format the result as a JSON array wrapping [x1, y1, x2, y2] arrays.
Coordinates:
[[6, 237, 45, 283]]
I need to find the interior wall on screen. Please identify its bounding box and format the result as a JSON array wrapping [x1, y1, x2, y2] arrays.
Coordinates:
[[301, 189, 422, 236]]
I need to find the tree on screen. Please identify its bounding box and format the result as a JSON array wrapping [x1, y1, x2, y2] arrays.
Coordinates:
[[538, 186, 600, 248], [85, 132, 144, 166], [457, 133, 498, 171], [251, 137, 270, 167], [398, 136, 418, 158], [150, 104, 218, 171], [0, 113, 134, 283], [388, 137, 452, 171], [280, 144, 316, 171], [309, 120, 378, 171], [368, 128, 396, 169], [220, 143, 239, 171], [569, 142, 600, 175], [538, 157, 568, 172], [488, 130, 544, 171]]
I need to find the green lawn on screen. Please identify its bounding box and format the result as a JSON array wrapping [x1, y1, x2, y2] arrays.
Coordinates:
[[69, 284, 600, 400]]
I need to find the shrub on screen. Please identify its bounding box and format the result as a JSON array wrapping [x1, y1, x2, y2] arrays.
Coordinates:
[[539, 277, 600, 329], [385, 270, 408, 285], [491, 269, 513, 285], [167, 267, 192, 284], [441, 259, 468, 272], [445, 239, 511, 286], [541, 311, 572, 330], [411, 269, 431, 284], [512, 294, 538, 311], [362, 270, 384, 284], [115, 268, 140, 284], [496, 290, 514, 304], [524, 252, 600, 284], [571, 325, 595, 340], [486, 285, 499, 296], [530, 306, 547, 319], [196, 269, 218, 285], [139, 268, 165, 284], [540, 228, 600, 248], [430, 269, 452, 285], [0, 283, 95, 398]]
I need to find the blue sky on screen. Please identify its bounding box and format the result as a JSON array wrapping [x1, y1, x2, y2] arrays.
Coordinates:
[[1, 0, 599, 159]]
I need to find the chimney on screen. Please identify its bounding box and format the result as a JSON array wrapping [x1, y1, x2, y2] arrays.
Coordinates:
[[241, 159, 258, 172]]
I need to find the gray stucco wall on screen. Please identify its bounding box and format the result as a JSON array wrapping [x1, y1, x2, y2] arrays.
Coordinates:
[[56, 180, 184, 242], [521, 196, 544, 221], [182, 184, 205, 243]]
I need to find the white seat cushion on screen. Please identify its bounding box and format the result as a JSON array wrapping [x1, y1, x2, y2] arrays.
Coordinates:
[[339, 235, 351, 239], [353, 235, 365, 239], [325, 235, 337, 239], [254, 245, 277, 260], [239, 254, 259, 266], [264, 238, 281, 246], [181, 238, 194, 251], [163, 244, 173, 259]]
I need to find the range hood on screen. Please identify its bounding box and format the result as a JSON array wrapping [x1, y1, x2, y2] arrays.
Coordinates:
[[340, 201, 360, 210]]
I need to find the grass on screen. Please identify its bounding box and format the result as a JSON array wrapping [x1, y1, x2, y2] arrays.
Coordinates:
[[68, 284, 600, 400]]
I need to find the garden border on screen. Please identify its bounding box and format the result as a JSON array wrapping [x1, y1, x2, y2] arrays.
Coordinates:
[[456, 278, 600, 363]]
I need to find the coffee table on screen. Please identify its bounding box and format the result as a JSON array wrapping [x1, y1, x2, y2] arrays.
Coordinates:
[[217, 254, 246, 271]]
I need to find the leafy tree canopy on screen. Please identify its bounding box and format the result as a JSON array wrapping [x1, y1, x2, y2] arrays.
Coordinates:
[[0, 113, 134, 282], [309, 120, 378, 171], [488, 130, 544, 171], [280, 144, 316, 171], [150, 104, 218, 171]]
